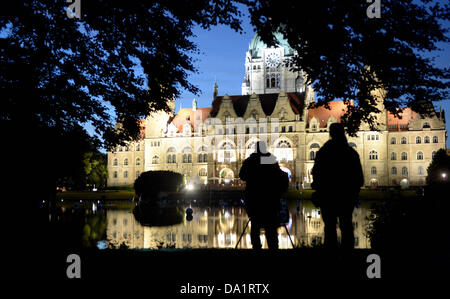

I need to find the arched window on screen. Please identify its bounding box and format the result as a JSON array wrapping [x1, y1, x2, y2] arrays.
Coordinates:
[[113, 171, 118, 178], [309, 151, 316, 160], [433, 136, 438, 143], [136, 157, 141, 165], [124, 158, 129, 166], [369, 150, 378, 160], [203, 153, 207, 162], [136, 144, 140, 151], [183, 154, 192, 163], [424, 136, 430, 144], [275, 140, 293, 162], [391, 167, 397, 175], [416, 136, 421, 144], [371, 167, 377, 175], [271, 77, 276, 88], [152, 156, 159, 164], [401, 152, 407, 160], [418, 166, 424, 175], [167, 147, 176, 164], [124, 171, 128, 178], [113, 158, 118, 166], [198, 153, 203, 163], [391, 152, 397, 160], [310, 143, 320, 149], [417, 151, 423, 160], [401, 137, 407, 144], [390, 137, 396, 145], [277, 140, 292, 148], [402, 167, 408, 176], [423, 122, 430, 129]]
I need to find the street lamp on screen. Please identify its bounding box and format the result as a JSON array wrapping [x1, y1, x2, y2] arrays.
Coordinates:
[[442, 172, 447, 180]]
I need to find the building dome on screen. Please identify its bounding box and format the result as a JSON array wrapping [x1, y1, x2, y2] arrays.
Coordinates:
[[248, 32, 294, 58]]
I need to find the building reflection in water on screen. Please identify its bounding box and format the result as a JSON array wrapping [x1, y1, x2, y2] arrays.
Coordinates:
[[106, 202, 372, 249]]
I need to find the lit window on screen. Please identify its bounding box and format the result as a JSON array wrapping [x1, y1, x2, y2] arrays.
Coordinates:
[[391, 152, 397, 160], [417, 152, 423, 160], [418, 166, 424, 175], [401, 152, 407, 160], [402, 167, 408, 176], [369, 150, 378, 160]]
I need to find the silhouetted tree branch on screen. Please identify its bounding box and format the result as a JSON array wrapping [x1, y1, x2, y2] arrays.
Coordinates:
[[247, 0, 449, 133]]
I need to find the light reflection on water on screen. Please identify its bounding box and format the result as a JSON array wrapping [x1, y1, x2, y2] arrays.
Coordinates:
[[104, 201, 372, 250]]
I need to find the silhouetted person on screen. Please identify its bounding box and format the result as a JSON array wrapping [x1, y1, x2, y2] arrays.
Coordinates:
[[239, 141, 289, 249], [311, 123, 364, 249]]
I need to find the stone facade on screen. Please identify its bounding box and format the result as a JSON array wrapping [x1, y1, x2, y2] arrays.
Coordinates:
[[107, 35, 446, 188]]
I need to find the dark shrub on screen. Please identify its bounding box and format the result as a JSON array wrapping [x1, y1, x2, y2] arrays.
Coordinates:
[[134, 171, 184, 198]]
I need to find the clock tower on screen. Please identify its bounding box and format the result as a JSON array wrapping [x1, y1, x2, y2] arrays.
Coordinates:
[[241, 33, 306, 95]]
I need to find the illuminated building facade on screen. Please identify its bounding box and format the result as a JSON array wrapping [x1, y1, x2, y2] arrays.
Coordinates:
[[107, 34, 446, 188]]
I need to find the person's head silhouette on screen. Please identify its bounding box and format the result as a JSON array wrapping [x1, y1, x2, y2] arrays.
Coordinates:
[[329, 123, 347, 143], [255, 141, 268, 154]]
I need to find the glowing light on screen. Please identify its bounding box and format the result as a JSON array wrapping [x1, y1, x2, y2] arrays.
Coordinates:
[[186, 184, 194, 191], [442, 173, 447, 179]]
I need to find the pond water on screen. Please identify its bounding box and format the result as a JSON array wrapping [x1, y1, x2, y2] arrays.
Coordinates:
[[47, 199, 374, 250]]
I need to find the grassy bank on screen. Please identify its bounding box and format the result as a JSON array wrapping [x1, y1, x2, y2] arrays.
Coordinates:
[[56, 190, 135, 200], [56, 188, 419, 201]]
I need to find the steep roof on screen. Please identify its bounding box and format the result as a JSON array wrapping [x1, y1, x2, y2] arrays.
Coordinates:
[[307, 101, 349, 128], [210, 92, 306, 117], [168, 108, 211, 132], [386, 108, 417, 131]]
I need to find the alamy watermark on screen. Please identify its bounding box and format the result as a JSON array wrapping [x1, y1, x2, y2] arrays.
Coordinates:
[[366, 254, 381, 278], [66, 0, 81, 19], [66, 253, 81, 279], [366, 0, 381, 19]]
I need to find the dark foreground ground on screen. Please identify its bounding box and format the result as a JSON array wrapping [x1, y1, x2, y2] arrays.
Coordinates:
[[7, 246, 450, 284]]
